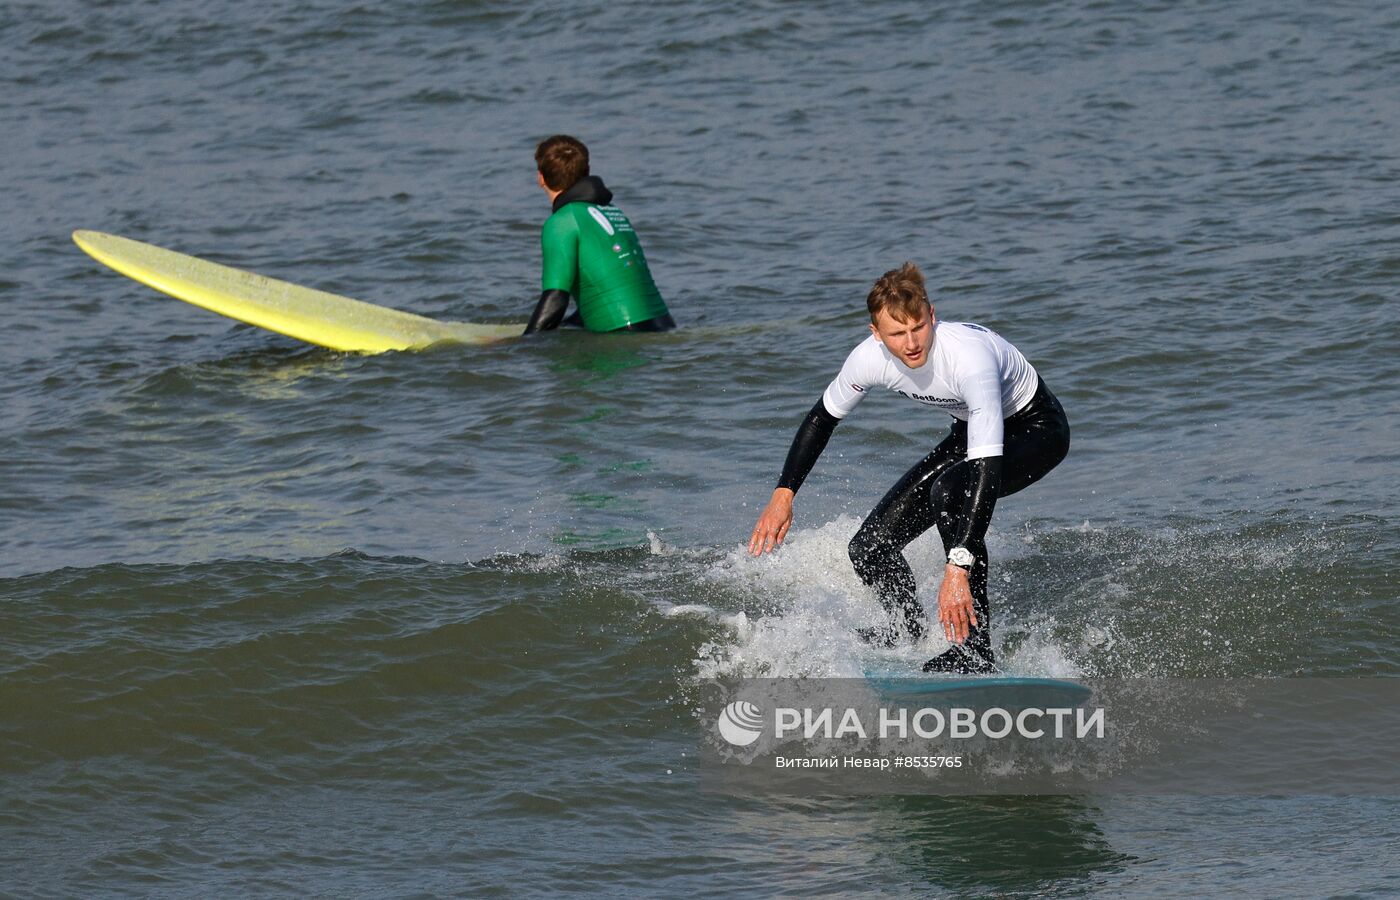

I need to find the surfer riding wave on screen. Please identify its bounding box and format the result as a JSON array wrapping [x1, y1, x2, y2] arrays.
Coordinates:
[[747, 262, 1069, 674]]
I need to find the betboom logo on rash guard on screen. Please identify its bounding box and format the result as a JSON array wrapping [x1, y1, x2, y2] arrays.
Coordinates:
[[897, 390, 958, 406]]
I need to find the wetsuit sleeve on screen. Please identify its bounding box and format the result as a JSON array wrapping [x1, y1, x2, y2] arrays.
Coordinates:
[[541, 210, 579, 294], [776, 398, 841, 493], [820, 342, 877, 419], [950, 456, 1002, 554], [522, 289, 572, 335], [950, 337, 1006, 553], [957, 347, 1006, 459]]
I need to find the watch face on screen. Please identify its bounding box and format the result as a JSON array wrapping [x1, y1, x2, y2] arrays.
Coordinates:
[[949, 547, 974, 567]]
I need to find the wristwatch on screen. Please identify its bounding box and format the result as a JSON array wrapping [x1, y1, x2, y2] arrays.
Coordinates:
[[947, 547, 975, 569]]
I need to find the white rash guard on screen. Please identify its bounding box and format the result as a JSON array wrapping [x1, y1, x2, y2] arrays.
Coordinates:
[[820, 321, 1040, 459]]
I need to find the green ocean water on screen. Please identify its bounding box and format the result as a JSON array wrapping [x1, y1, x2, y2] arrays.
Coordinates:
[[3, 0, 1399, 895]]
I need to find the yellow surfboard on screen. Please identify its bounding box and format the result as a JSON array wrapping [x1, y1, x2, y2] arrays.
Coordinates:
[[73, 230, 521, 353]]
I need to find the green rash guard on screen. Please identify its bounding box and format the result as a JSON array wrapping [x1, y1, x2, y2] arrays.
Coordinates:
[[540, 176, 669, 332]]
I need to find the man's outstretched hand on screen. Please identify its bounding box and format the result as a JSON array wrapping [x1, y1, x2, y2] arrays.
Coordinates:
[[937, 564, 978, 644], [748, 488, 795, 556]]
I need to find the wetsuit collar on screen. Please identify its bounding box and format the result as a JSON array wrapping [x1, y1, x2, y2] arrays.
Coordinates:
[[552, 175, 613, 212]]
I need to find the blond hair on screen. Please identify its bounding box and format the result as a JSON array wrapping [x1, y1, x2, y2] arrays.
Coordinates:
[[866, 262, 928, 322]]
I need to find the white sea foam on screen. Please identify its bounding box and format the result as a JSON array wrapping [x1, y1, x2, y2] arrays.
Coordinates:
[[692, 516, 1082, 680], [659, 603, 717, 617]]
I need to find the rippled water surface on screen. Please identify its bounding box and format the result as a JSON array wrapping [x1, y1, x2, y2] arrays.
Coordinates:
[[3, 1, 1398, 895]]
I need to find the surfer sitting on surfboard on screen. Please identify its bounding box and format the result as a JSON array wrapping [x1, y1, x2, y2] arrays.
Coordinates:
[[747, 263, 1070, 674], [523, 135, 676, 335]]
